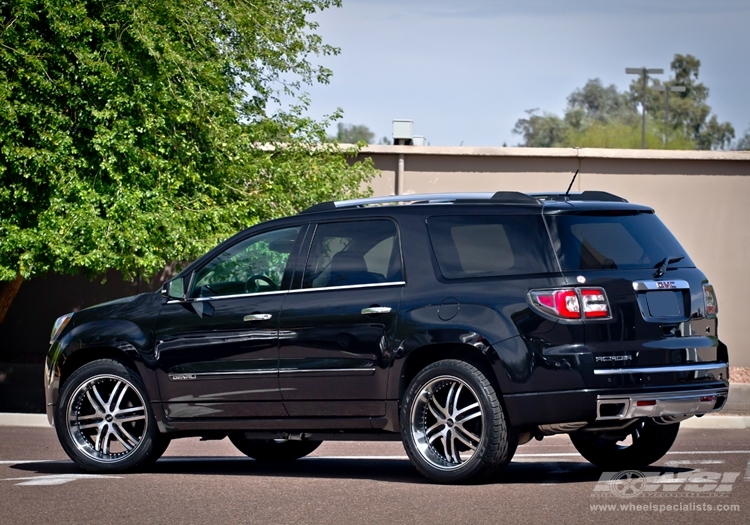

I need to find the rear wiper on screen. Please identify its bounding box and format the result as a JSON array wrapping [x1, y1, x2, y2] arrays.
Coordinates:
[[653, 255, 684, 278]]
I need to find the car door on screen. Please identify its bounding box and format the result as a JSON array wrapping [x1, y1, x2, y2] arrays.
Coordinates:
[[278, 218, 404, 417], [154, 225, 305, 420]]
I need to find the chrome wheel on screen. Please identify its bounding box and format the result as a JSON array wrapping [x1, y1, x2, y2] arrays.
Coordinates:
[[410, 375, 485, 471], [66, 374, 148, 462]]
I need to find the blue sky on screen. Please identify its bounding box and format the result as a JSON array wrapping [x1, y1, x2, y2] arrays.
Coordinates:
[[300, 0, 750, 146]]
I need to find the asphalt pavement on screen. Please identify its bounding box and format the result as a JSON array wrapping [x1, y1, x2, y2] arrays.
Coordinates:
[[0, 425, 748, 525]]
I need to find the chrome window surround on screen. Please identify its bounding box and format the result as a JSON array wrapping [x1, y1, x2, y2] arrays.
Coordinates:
[[166, 281, 406, 304]]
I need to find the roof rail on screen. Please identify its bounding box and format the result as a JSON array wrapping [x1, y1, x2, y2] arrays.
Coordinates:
[[300, 192, 540, 213], [529, 191, 628, 203]]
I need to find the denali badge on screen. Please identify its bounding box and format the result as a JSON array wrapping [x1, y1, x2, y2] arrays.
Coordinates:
[[169, 373, 197, 381], [596, 355, 633, 362], [656, 281, 677, 289]]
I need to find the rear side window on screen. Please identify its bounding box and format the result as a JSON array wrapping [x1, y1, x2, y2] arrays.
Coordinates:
[[549, 213, 694, 271], [427, 215, 556, 279], [303, 220, 403, 289]]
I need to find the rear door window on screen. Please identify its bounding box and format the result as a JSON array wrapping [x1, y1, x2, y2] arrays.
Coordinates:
[[426, 215, 556, 279], [549, 213, 694, 271], [302, 220, 403, 289]]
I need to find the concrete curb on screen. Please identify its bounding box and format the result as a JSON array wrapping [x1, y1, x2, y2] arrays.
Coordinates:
[[0, 412, 748, 429], [0, 413, 49, 428]]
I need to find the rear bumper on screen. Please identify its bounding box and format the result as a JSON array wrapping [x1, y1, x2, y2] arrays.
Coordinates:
[[503, 381, 729, 427], [596, 388, 728, 421]]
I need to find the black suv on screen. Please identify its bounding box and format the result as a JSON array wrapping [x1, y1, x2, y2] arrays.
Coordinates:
[[45, 191, 729, 483]]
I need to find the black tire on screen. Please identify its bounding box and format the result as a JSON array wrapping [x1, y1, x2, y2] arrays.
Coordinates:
[[228, 434, 322, 461], [570, 420, 680, 470], [400, 359, 513, 484], [54, 359, 163, 473]]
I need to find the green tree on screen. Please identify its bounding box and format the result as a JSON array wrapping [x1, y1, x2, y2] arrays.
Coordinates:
[[736, 125, 750, 151], [329, 123, 375, 144], [0, 0, 376, 322], [630, 54, 734, 150], [513, 54, 731, 150]]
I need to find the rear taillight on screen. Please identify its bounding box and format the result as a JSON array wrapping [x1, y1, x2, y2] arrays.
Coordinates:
[[529, 287, 611, 320], [702, 283, 718, 317]]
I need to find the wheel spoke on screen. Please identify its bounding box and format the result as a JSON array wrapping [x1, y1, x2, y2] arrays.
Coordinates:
[[116, 414, 146, 424], [87, 388, 106, 414], [111, 424, 135, 451], [427, 396, 447, 420], [107, 381, 123, 411], [455, 424, 480, 444], [102, 427, 112, 455], [94, 425, 107, 453], [454, 402, 479, 419], [78, 421, 104, 431], [114, 383, 129, 412], [425, 421, 444, 439], [444, 383, 458, 418], [76, 413, 103, 421], [456, 410, 481, 424], [454, 425, 480, 449], [114, 405, 144, 416], [447, 430, 461, 463]]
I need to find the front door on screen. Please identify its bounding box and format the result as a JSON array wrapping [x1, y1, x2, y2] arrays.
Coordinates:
[[155, 226, 303, 420], [278, 219, 404, 417]]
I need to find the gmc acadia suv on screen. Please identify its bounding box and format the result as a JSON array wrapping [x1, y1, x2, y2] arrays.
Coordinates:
[[45, 191, 729, 483]]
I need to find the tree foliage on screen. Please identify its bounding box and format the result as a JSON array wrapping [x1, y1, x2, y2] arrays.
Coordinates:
[[329, 122, 375, 144], [513, 54, 733, 150], [0, 0, 376, 294]]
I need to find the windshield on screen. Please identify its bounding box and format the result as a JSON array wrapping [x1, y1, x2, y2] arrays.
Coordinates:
[[548, 213, 694, 271]]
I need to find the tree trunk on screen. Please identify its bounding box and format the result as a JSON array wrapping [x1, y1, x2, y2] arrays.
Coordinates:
[[0, 273, 23, 324]]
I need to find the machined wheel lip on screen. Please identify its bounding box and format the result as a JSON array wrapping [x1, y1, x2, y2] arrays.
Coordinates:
[[409, 375, 486, 472], [66, 374, 148, 463]]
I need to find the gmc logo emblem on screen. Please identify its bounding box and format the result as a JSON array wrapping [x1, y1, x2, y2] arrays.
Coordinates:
[[656, 281, 677, 289]]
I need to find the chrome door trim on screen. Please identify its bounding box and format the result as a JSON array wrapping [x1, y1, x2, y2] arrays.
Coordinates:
[[593, 362, 727, 375], [288, 281, 405, 294]]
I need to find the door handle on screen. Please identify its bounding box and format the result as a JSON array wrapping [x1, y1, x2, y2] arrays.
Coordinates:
[[243, 313, 272, 322], [361, 307, 392, 315]]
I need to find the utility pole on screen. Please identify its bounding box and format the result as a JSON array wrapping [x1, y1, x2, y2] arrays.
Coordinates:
[[653, 84, 686, 145], [626, 67, 663, 149]]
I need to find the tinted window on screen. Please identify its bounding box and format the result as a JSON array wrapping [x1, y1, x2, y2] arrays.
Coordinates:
[[303, 220, 403, 289], [427, 216, 555, 279], [191, 227, 300, 297], [550, 213, 694, 271]]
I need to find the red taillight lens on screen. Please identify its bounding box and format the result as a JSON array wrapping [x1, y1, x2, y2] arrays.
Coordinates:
[[554, 290, 581, 319], [581, 288, 610, 318], [702, 283, 718, 317], [529, 287, 610, 320]]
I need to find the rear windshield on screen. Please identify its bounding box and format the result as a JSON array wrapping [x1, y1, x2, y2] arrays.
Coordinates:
[[549, 213, 694, 271], [427, 215, 556, 279]]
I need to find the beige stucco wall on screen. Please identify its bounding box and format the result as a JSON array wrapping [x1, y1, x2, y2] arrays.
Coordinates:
[[357, 146, 750, 367]]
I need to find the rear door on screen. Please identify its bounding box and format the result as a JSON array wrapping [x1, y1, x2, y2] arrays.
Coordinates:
[[278, 218, 404, 417], [546, 211, 723, 387]]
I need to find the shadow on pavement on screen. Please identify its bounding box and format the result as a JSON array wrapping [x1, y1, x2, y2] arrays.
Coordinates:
[[7, 457, 694, 485]]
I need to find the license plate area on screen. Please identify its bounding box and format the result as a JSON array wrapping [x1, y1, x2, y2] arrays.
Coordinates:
[[645, 291, 681, 317]]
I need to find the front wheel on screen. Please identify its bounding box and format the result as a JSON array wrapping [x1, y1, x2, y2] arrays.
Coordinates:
[[228, 434, 322, 461], [55, 359, 164, 473], [400, 359, 513, 484], [570, 420, 680, 470]]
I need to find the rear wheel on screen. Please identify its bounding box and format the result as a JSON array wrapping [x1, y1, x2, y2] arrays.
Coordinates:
[[55, 359, 163, 473], [400, 359, 513, 484], [228, 434, 322, 461], [570, 420, 680, 470]]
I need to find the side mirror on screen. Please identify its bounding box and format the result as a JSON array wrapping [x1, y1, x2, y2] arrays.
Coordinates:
[[162, 276, 187, 300]]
